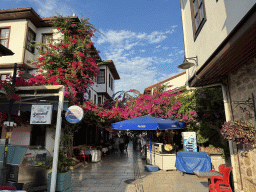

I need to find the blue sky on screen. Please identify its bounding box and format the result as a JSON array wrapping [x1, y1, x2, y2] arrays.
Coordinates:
[[2, 0, 185, 93]]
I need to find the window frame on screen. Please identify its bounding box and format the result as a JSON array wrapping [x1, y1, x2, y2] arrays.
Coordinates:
[[190, 0, 207, 41], [26, 28, 36, 53], [94, 94, 97, 103], [109, 74, 111, 88], [111, 77, 113, 91], [97, 69, 105, 84], [0, 27, 11, 48], [98, 96, 102, 105], [89, 90, 91, 100], [41, 33, 53, 51]]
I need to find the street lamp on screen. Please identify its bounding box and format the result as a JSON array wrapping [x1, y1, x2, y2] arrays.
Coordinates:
[[178, 56, 197, 69], [19, 68, 33, 79]]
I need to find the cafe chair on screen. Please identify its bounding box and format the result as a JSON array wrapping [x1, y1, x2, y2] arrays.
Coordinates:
[[211, 164, 226, 174], [0, 186, 17, 190], [75, 148, 90, 162], [209, 180, 232, 192], [210, 167, 232, 184], [209, 167, 233, 192]]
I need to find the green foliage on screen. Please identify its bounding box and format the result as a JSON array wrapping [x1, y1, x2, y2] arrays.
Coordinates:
[[43, 147, 76, 173]]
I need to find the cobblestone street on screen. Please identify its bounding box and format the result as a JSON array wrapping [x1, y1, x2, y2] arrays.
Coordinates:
[[71, 143, 209, 192]]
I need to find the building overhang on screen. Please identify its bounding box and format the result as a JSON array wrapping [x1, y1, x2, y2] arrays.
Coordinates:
[[0, 62, 35, 70], [188, 4, 256, 87], [0, 44, 14, 56], [0, 7, 79, 28], [98, 60, 120, 80]]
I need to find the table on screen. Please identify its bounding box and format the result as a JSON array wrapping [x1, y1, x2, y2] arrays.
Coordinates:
[[175, 152, 211, 174], [194, 171, 223, 185]]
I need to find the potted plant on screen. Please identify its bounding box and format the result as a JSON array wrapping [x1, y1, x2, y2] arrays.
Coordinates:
[[45, 148, 76, 192], [221, 120, 256, 145]]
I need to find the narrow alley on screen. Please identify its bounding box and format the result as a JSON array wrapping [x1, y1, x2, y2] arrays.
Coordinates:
[[71, 143, 209, 192]]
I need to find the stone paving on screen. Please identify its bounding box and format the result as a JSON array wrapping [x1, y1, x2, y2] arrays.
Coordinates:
[[71, 143, 209, 192]]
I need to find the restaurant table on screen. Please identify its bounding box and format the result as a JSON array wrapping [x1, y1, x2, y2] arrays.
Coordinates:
[[194, 171, 223, 185], [175, 152, 211, 174]]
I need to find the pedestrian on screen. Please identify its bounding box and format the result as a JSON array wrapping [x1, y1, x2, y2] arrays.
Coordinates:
[[115, 136, 120, 152], [124, 135, 129, 152], [119, 136, 125, 152], [141, 133, 147, 160]]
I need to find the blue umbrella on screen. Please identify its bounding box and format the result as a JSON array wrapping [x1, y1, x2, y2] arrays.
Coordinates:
[[111, 114, 186, 130], [111, 115, 186, 165]]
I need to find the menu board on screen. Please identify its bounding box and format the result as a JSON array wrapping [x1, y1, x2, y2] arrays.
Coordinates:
[[182, 132, 197, 152]]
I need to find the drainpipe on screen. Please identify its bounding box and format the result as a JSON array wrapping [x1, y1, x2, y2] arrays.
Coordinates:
[[186, 82, 238, 191], [222, 84, 239, 192]]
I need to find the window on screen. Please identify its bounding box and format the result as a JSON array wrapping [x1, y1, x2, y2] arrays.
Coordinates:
[[89, 90, 91, 100], [41, 33, 53, 51], [190, 0, 206, 40], [111, 77, 114, 90], [30, 125, 46, 148], [109, 74, 111, 88], [98, 97, 102, 105], [26, 28, 36, 53], [94, 94, 97, 103], [0, 27, 10, 48], [0, 73, 10, 81], [97, 69, 105, 84]]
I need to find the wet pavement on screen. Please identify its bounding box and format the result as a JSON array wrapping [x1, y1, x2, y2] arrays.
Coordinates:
[[71, 143, 209, 192]]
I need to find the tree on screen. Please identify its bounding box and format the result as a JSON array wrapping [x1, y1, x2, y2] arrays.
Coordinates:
[[29, 15, 100, 104]]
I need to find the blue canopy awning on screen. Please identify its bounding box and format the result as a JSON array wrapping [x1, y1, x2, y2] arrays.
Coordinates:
[[111, 115, 186, 130]]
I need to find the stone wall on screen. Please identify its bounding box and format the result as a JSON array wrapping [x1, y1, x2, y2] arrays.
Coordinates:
[[228, 56, 256, 192]]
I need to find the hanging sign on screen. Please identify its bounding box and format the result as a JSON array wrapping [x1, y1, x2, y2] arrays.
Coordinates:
[[65, 105, 84, 124], [182, 132, 197, 152], [30, 105, 53, 124]]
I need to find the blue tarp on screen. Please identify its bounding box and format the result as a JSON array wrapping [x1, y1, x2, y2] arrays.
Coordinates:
[[111, 115, 186, 130], [175, 152, 211, 174]]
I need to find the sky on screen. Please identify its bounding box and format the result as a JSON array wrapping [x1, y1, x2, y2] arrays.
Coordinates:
[[1, 0, 185, 93]]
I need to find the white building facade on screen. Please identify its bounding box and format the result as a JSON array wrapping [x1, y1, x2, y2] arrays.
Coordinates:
[[180, 1, 256, 191], [0, 8, 120, 156]]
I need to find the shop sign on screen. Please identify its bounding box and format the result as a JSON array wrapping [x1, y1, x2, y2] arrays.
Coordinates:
[[30, 105, 53, 124], [65, 105, 84, 124], [182, 132, 197, 152]]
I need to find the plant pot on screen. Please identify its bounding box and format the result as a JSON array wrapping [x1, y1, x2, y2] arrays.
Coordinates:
[[47, 170, 72, 191]]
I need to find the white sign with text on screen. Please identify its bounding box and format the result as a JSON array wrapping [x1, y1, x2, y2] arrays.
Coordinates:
[[30, 105, 53, 124]]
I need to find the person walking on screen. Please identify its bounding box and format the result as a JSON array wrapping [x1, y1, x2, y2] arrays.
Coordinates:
[[115, 136, 120, 152], [119, 136, 125, 153], [141, 133, 147, 160]]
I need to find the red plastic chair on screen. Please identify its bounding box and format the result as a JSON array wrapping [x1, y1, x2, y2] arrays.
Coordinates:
[[0, 186, 17, 190], [76, 149, 90, 162], [210, 167, 232, 184], [209, 167, 233, 192], [211, 164, 226, 174]]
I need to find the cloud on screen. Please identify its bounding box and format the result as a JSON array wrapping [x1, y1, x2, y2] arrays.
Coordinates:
[[97, 29, 175, 50], [27, 0, 75, 17], [95, 28, 181, 93]]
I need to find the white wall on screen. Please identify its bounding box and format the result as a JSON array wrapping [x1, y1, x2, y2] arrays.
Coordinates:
[[163, 73, 186, 91], [1, 125, 32, 145], [180, 0, 256, 80], [106, 67, 115, 97], [0, 19, 27, 64]]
